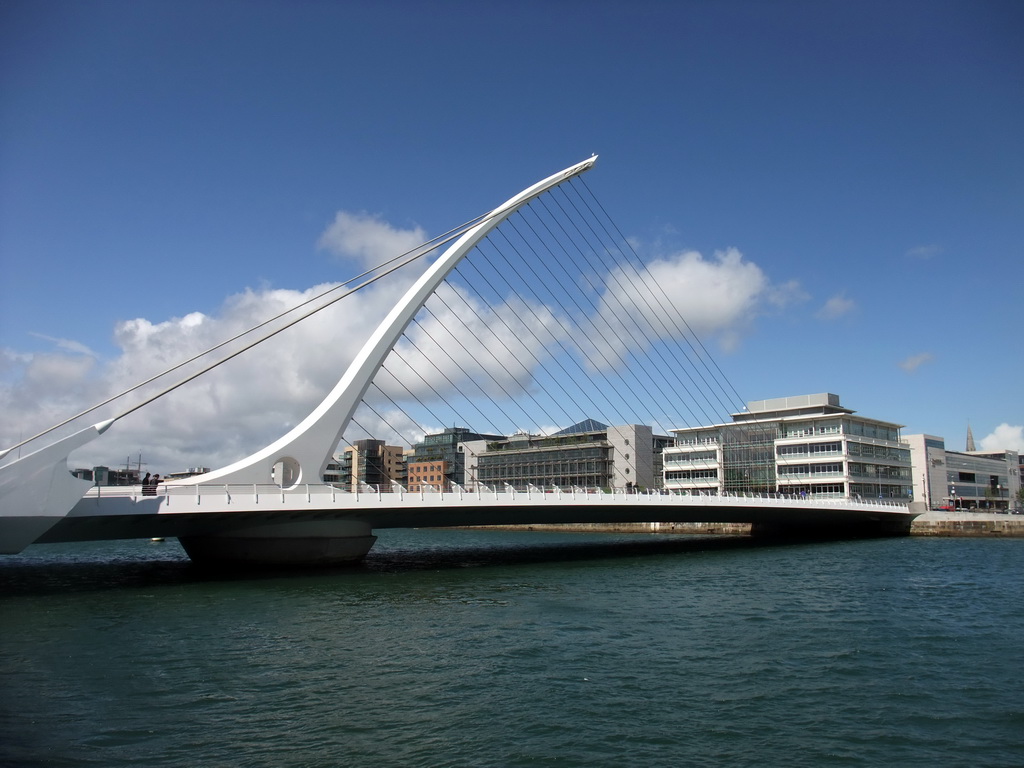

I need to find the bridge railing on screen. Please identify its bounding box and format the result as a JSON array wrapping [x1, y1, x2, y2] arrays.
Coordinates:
[[82, 482, 910, 510]]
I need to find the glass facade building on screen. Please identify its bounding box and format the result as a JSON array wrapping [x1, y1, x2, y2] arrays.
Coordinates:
[[406, 427, 505, 490], [664, 393, 913, 500], [474, 421, 672, 491]]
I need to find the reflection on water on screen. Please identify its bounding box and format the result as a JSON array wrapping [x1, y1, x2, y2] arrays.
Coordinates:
[[0, 530, 769, 596]]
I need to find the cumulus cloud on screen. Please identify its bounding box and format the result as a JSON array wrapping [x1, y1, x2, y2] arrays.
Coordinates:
[[0, 279, 406, 473], [979, 424, 1024, 453], [816, 293, 855, 320], [584, 247, 803, 365], [317, 210, 429, 269], [899, 352, 934, 372]]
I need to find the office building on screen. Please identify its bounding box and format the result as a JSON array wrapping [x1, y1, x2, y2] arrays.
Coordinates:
[[663, 393, 913, 500], [405, 427, 505, 491], [904, 434, 1020, 510], [475, 420, 671, 490], [330, 439, 405, 491]]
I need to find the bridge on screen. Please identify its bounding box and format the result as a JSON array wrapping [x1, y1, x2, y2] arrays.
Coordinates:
[[0, 157, 915, 564]]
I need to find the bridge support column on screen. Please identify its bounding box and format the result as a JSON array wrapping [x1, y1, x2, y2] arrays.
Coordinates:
[[179, 520, 377, 567]]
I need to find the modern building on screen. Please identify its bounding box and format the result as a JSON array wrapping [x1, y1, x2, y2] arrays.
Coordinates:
[[405, 427, 505, 491], [330, 439, 405, 491], [950, 449, 1020, 510], [474, 420, 671, 491], [663, 393, 913, 500], [909, 436, 1019, 514], [901, 434, 949, 509], [903, 434, 1020, 510]]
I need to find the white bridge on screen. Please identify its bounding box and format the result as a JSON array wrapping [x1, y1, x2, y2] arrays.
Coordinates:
[[0, 157, 916, 564]]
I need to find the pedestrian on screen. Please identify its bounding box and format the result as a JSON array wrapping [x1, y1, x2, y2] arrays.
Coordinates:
[[142, 472, 155, 496]]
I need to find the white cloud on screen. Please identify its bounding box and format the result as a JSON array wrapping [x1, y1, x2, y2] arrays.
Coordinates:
[[585, 247, 802, 365], [0, 273, 417, 473], [979, 424, 1024, 452], [28, 333, 97, 357], [317, 210, 429, 270], [816, 293, 856, 320], [899, 352, 934, 373]]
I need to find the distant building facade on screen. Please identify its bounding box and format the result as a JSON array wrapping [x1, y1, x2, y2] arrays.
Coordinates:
[[71, 466, 141, 486], [330, 439, 405, 491], [474, 420, 671, 491], [405, 427, 505, 491], [663, 393, 913, 500], [903, 434, 1020, 510]]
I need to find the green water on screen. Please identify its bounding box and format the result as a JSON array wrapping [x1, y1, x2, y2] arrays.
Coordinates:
[[2, 530, 1022, 767]]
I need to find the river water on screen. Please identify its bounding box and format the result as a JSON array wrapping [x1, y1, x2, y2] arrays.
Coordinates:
[[1, 530, 1022, 767]]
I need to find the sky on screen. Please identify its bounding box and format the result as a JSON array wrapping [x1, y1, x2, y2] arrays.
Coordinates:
[[1, 0, 1022, 473]]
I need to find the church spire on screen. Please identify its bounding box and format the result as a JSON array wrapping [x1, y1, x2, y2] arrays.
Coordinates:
[[966, 422, 976, 452]]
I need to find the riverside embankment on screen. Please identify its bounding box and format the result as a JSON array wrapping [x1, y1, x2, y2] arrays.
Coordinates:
[[907, 510, 1024, 537], [479, 511, 1024, 538]]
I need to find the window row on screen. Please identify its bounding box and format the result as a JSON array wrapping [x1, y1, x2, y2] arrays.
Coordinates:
[[847, 442, 910, 462], [777, 441, 842, 457], [664, 450, 717, 464], [665, 469, 719, 481], [848, 463, 911, 480], [844, 421, 900, 441], [479, 447, 608, 465], [849, 482, 913, 499], [777, 462, 843, 476], [780, 420, 841, 437]]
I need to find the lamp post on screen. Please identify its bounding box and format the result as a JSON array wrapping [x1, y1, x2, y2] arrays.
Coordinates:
[[951, 482, 957, 511]]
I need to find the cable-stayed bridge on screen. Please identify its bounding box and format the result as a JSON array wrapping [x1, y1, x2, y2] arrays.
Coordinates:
[[0, 157, 915, 564]]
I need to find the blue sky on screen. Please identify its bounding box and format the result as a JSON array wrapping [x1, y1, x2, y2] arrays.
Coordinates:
[[1, 0, 1022, 470]]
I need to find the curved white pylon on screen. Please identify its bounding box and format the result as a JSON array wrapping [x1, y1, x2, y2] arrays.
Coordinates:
[[181, 156, 598, 487]]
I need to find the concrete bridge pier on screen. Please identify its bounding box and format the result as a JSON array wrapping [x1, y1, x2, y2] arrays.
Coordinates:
[[179, 520, 377, 567]]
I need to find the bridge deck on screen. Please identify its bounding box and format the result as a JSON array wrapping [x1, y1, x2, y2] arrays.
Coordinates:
[[23, 482, 916, 545]]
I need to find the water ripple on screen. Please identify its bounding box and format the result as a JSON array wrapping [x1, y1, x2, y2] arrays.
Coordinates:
[[2, 532, 1023, 767]]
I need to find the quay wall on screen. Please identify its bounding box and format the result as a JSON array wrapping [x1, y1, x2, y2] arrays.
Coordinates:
[[475, 513, 1024, 538], [908, 511, 1024, 538]]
